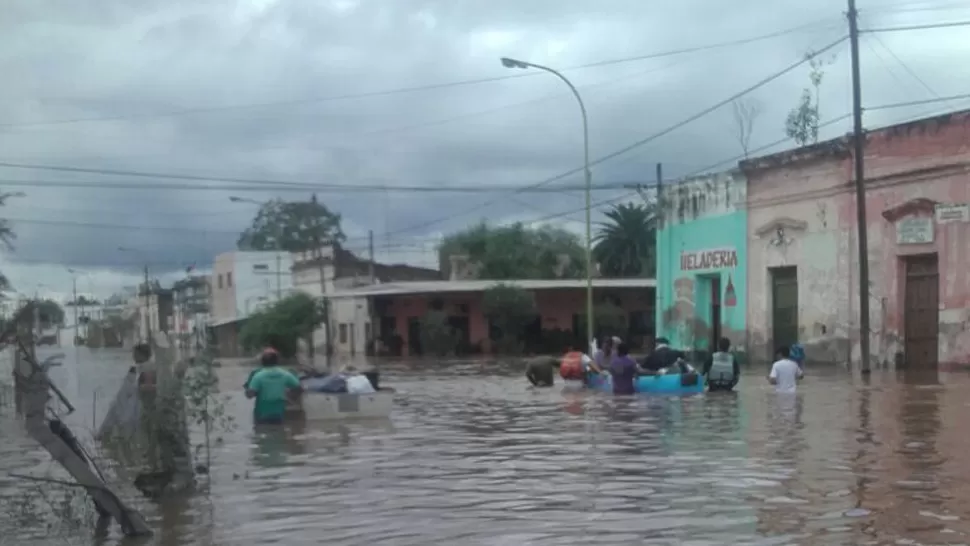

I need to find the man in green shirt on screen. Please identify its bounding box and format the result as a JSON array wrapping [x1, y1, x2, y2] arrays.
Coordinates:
[[245, 348, 302, 425]]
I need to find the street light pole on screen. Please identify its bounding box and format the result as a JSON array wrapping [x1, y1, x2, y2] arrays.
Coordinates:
[[500, 57, 595, 346]]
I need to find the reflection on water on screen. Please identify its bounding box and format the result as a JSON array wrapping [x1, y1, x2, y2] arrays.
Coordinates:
[[0, 349, 968, 544]]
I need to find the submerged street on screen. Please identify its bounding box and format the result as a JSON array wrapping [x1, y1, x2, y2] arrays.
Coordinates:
[[1, 348, 968, 545]]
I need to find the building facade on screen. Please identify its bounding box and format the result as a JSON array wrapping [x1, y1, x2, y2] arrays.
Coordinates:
[[655, 170, 748, 356], [290, 245, 440, 357], [335, 278, 655, 357], [172, 275, 211, 349], [741, 109, 970, 368], [209, 251, 294, 356]]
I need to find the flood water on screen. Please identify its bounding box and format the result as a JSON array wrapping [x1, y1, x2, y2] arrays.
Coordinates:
[[1, 348, 969, 545]]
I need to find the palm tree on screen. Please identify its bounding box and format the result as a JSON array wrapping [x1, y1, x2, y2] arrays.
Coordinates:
[[592, 202, 656, 278], [0, 191, 20, 291]]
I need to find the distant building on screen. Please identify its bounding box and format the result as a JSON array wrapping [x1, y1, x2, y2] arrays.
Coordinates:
[[137, 281, 173, 343], [330, 278, 655, 357], [290, 245, 440, 357], [209, 251, 294, 357], [172, 275, 211, 349]]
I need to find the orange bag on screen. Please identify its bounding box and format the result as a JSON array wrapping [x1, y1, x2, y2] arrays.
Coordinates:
[[559, 351, 585, 380]]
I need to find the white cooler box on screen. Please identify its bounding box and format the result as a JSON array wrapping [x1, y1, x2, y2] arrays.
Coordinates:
[[301, 391, 394, 420]]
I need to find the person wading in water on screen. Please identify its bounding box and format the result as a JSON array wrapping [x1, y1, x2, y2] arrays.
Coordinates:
[[245, 348, 303, 425], [703, 336, 741, 392]]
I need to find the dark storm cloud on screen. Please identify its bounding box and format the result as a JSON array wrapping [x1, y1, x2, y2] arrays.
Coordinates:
[[1, 0, 969, 281]]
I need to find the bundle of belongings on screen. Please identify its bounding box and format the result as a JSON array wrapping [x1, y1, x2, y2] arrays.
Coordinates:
[[302, 366, 377, 394]]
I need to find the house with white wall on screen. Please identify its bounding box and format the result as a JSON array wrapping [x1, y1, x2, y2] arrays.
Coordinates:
[[209, 250, 294, 356]]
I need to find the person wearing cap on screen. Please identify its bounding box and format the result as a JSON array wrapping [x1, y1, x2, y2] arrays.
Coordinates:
[[245, 347, 302, 425]]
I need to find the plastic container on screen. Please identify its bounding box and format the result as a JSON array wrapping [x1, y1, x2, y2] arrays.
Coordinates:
[[587, 372, 704, 395]]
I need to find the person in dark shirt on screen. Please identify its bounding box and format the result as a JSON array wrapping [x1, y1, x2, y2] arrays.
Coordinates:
[[640, 337, 686, 373], [609, 343, 638, 395], [525, 357, 557, 387], [703, 336, 741, 391]]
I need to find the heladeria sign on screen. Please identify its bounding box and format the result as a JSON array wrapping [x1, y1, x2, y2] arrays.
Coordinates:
[[680, 248, 738, 271]]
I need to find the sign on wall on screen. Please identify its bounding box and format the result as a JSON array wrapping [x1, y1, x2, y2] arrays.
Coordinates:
[[935, 203, 969, 224], [896, 216, 934, 245], [680, 248, 738, 271]]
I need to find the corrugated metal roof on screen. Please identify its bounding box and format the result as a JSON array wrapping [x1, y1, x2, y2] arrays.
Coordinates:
[[327, 278, 655, 299]]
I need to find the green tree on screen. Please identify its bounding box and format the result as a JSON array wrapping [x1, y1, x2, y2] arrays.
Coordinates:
[[66, 295, 100, 307], [578, 301, 629, 341], [239, 292, 323, 357], [237, 196, 345, 252], [593, 203, 657, 278], [438, 222, 584, 280], [0, 191, 19, 291], [482, 283, 537, 354], [785, 51, 833, 146], [36, 299, 65, 327]]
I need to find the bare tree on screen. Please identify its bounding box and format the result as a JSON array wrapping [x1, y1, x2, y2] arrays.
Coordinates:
[[731, 98, 762, 158]]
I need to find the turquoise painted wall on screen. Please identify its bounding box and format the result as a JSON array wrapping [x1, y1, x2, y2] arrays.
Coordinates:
[[655, 211, 748, 352]]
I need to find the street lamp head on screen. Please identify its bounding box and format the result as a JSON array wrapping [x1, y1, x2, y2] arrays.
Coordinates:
[[229, 196, 244, 202], [500, 57, 529, 70]]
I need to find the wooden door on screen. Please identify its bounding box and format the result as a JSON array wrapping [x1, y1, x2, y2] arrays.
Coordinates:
[[904, 255, 939, 368], [771, 266, 799, 352]]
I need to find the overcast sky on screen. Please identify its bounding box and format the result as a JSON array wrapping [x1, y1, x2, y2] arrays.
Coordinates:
[[1, 0, 969, 302]]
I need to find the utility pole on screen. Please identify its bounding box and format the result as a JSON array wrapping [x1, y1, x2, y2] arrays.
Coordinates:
[[33, 290, 40, 339], [72, 278, 79, 347], [143, 265, 151, 344], [848, 0, 871, 373], [368, 230, 375, 285], [310, 194, 332, 371]]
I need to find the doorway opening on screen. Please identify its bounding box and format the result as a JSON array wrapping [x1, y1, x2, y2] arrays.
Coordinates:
[[710, 275, 722, 351], [770, 266, 799, 355], [904, 254, 939, 369]]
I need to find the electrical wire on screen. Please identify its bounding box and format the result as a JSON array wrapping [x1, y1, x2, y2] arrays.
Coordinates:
[[385, 35, 850, 237], [0, 19, 840, 130], [863, 19, 970, 32], [864, 30, 959, 111], [0, 177, 641, 194]]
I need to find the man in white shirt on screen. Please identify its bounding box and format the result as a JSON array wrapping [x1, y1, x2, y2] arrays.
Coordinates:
[[768, 345, 803, 393]]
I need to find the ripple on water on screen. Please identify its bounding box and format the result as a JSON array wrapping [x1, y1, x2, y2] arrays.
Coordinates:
[[1, 351, 970, 545]]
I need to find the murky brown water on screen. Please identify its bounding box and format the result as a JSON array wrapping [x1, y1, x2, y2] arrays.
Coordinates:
[[1, 348, 969, 545]]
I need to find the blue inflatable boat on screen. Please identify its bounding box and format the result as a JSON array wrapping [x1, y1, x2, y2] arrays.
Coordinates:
[[586, 372, 704, 395]]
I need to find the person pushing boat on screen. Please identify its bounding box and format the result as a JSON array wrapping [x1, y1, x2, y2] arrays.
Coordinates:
[[608, 342, 638, 395], [525, 356, 557, 387], [703, 336, 741, 392], [245, 347, 303, 425], [640, 337, 685, 374]]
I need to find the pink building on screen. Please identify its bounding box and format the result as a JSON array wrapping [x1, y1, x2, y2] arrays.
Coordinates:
[[741, 110, 970, 369], [329, 278, 655, 356]]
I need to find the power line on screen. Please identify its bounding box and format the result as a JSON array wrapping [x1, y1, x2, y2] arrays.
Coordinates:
[[863, 29, 959, 111], [863, 19, 970, 32], [0, 19, 839, 130], [0, 177, 642, 194], [866, 93, 970, 110], [386, 35, 850, 237]]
